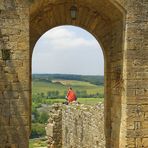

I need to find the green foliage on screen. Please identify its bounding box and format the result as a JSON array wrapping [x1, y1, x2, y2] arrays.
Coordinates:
[[38, 112, 49, 123], [32, 74, 104, 86], [30, 123, 46, 138], [47, 90, 60, 98], [30, 74, 104, 140], [32, 108, 48, 124], [29, 138, 47, 148]]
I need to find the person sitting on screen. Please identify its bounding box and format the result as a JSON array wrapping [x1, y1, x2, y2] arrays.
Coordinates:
[[66, 87, 77, 103]]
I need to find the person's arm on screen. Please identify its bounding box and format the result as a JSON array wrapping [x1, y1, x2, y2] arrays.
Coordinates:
[[76, 95, 77, 101], [66, 90, 70, 99], [74, 92, 77, 101]]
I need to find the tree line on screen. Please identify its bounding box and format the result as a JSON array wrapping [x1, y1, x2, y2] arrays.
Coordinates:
[[32, 74, 104, 86], [33, 90, 104, 100]]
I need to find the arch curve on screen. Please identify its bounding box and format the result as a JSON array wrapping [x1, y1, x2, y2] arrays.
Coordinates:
[[29, 0, 126, 147], [30, 0, 125, 52]]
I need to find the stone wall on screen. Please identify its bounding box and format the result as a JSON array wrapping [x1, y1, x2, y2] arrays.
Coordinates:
[[46, 104, 62, 148], [0, 0, 30, 147], [29, 1, 126, 147], [0, 0, 148, 147], [46, 103, 105, 148]]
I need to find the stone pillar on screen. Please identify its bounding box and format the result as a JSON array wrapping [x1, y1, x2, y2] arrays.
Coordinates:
[[46, 104, 62, 148], [0, 0, 30, 147], [125, 1, 148, 147]]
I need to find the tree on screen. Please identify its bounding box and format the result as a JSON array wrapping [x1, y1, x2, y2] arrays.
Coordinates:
[[38, 112, 49, 124], [30, 123, 46, 138], [47, 91, 51, 98], [40, 92, 45, 98]]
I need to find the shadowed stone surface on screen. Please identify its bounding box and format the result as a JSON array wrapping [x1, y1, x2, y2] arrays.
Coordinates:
[[0, 0, 148, 147]]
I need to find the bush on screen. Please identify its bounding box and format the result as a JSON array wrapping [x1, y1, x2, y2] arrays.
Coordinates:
[[38, 112, 49, 124], [32, 109, 49, 124], [30, 123, 46, 138]]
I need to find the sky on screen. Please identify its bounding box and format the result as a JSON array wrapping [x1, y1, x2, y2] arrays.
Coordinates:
[[32, 26, 104, 76]]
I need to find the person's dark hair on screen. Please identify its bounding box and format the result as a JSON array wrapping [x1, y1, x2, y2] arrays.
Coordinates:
[[69, 87, 72, 90]]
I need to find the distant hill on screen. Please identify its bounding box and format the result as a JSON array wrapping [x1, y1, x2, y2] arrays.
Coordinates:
[[32, 74, 104, 86]]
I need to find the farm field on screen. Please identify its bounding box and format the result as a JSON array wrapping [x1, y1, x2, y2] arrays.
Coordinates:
[[32, 79, 104, 97]]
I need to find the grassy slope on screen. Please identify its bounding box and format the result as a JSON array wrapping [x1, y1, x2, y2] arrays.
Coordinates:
[[32, 79, 104, 96]]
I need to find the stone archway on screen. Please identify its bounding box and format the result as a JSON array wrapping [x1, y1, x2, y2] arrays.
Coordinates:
[[30, 1, 126, 148], [0, 0, 148, 148]]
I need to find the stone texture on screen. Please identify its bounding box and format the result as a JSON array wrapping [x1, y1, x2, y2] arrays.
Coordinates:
[[45, 104, 62, 148], [0, 0, 30, 147], [0, 0, 148, 147], [46, 103, 105, 148], [62, 103, 105, 148]]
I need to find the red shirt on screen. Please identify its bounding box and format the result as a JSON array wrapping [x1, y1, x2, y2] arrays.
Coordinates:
[[67, 90, 77, 103]]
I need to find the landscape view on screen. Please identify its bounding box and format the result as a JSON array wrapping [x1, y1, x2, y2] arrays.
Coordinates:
[[30, 26, 104, 147], [1, 1, 146, 148], [29, 74, 104, 147]]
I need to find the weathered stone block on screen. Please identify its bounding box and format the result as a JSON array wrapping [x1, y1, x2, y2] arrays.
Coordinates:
[[5, 81, 30, 91], [126, 89, 136, 97], [3, 91, 19, 99], [142, 138, 148, 147], [144, 112, 148, 120], [127, 129, 143, 138], [127, 97, 148, 105], [141, 105, 148, 112], [5, 60, 23, 67], [0, 144, 19, 148], [135, 138, 142, 147], [0, 115, 9, 126], [10, 99, 29, 116], [142, 121, 148, 129], [46, 123, 54, 137], [126, 138, 135, 147], [10, 115, 29, 126], [0, 135, 8, 144]]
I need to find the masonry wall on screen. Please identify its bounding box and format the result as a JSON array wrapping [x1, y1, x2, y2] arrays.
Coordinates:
[[0, 0, 30, 147], [0, 0, 148, 147], [46, 103, 105, 148], [124, 1, 148, 147], [46, 104, 62, 148], [62, 104, 105, 148]]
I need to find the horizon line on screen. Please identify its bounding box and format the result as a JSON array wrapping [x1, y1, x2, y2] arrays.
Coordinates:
[[32, 73, 104, 76]]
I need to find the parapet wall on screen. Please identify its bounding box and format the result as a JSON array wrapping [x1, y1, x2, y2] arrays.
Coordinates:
[[46, 103, 105, 148], [46, 105, 62, 148]]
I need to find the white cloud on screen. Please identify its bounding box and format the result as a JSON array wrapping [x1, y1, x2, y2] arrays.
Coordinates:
[[42, 27, 76, 39], [32, 26, 104, 75], [35, 27, 98, 51]]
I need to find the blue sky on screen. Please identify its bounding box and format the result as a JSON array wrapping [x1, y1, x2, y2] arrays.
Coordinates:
[[32, 26, 104, 75]]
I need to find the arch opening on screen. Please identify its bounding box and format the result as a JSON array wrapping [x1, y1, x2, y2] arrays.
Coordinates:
[[31, 26, 105, 147], [29, 0, 126, 147]]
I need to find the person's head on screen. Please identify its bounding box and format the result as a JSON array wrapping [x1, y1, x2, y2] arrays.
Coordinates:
[[69, 87, 72, 90]]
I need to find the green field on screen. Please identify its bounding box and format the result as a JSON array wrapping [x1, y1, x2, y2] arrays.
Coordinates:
[[32, 79, 104, 97], [30, 75, 104, 147]]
